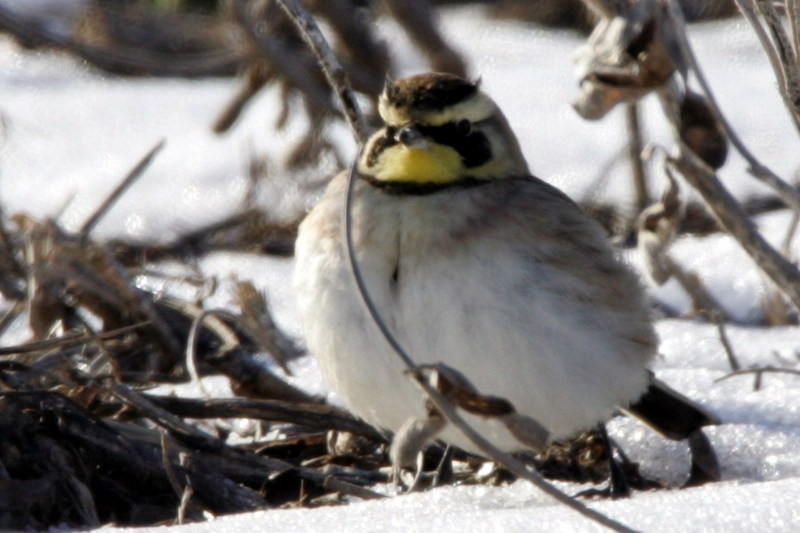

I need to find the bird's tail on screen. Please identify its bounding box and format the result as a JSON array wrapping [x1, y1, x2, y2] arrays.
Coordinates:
[[623, 377, 719, 440], [623, 377, 721, 485]]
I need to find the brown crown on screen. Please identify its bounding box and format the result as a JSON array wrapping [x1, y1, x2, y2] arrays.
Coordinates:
[[383, 73, 478, 112]]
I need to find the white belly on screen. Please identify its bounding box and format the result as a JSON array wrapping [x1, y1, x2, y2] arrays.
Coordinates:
[[293, 176, 655, 453]]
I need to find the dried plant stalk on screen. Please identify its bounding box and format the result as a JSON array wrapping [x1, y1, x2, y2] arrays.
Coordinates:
[[274, 0, 368, 143], [79, 140, 165, 240]]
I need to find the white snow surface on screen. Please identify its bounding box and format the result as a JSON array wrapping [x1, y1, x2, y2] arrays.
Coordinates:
[[1, 5, 800, 532]]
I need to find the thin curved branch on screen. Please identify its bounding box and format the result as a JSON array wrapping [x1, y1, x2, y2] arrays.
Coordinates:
[[714, 366, 800, 382], [732, 0, 800, 135], [789, 0, 800, 55], [667, 1, 800, 212], [667, 147, 800, 311], [273, 0, 368, 143], [0, 322, 149, 356]]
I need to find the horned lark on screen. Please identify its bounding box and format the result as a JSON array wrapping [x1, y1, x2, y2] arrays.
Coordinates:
[[294, 73, 717, 465]]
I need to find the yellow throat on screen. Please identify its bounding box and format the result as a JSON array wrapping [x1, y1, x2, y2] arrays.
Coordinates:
[[369, 142, 463, 184]]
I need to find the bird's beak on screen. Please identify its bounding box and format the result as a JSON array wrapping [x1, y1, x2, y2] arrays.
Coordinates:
[[395, 123, 430, 149]]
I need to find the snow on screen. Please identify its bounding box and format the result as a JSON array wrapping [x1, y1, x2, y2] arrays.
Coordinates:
[[92, 477, 800, 533], [1, 4, 799, 532]]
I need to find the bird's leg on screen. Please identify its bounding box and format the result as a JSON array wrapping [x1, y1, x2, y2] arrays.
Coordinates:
[[685, 429, 721, 487], [577, 425, 631, 499], [389, 412, 446, 491], [600, 424, 632, 499], [431, 445, 454, 486]]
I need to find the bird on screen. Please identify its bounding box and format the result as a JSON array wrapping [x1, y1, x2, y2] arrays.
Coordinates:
[[293, 72, 718, 484]]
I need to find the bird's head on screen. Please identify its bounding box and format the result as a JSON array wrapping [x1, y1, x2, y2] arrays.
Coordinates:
[[359, 73, 528, 186]]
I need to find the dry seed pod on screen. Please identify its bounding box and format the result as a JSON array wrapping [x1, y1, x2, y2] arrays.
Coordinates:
[[573, 0, 681, 119], [417, 363, 550, 452], [637, 173, 683, 285], [679, 90, 728, 170]]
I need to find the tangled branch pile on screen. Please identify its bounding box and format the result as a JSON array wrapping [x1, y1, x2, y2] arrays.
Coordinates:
[[0, 177, 393, 528]]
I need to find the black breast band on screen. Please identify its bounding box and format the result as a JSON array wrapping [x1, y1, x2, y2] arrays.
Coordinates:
[[360, 175, 494, 196]]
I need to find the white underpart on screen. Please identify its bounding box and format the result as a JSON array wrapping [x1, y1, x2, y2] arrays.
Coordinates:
[[294, 176, 651, 454]]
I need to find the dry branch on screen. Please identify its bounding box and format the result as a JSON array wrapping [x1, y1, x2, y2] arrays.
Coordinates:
[[732, 0, 800, 135], [714, 365, 800, 390], [0, 5, 243, 77], [383, 0, 468, 76], [660, 1, 800, 213], [79, 140, 165, 240], [145, 395, 385, 441], [576, 0, 800, 313], [669, 150, 800, 310], [274, 0, 368, 143], [712, 311, 742, 371]]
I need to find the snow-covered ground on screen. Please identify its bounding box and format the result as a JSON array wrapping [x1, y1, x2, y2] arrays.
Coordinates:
[[1, 4, 799, 532]]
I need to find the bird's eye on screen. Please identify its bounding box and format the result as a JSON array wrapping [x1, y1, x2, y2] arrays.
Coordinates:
[[456, 119, 472, 136]]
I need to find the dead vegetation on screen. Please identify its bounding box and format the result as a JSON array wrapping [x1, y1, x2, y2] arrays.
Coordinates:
[[0, 137, 389, 528]]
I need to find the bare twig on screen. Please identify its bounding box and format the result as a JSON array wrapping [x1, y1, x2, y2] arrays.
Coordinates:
[[79, 140, 165, 240], [146, 395, 385, 441], [109, 381, 216, 443], [174, 303, 317, 403], [789, 0, 800, 55], [382, 0, 467, 77], [666, 1, 800, 212], [581, 0, 631, 19], [0, 322, 148, 356], [626, 103, 650, 213], [710, 310, 742, 371], [176, 479, 194, 526], [714, 365, 800, 391], [668, 150, 800, 310], [756, 0, 800, 125], [323, 475, 386, 501], [0, 301, 24, 338], [663, 255, 728, 317], [160, 432, 187, 500], [184, 307, 239, 397], [233, 280, 303, 373], [732, 0, 800, 135], [230, 1, 332, 118], [273, 0, 368, 143], [781, 212, 800, 255], [100, 244, 185, 357]]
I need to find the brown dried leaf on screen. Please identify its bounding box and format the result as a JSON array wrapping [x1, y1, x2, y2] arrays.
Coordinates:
[[679, 90, 728, 170], [573, 0, 682, 119]]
